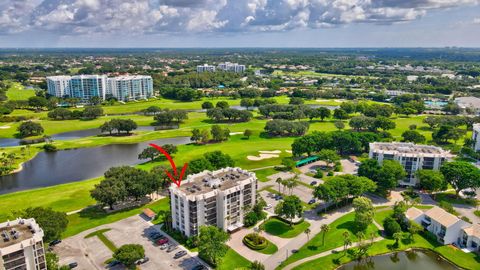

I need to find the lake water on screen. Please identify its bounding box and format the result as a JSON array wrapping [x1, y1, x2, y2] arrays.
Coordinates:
[[337, 250, 459, 270], [0, 126, 157, 147], [0, 136, 191, 194]]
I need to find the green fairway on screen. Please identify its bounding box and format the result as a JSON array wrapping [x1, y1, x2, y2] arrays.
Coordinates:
[[263, 217, 311, 238], [217, 248, 251, 270], [279, 212, 380, 268], [6, 82, 36, 101], [291, 233, 480, 270]]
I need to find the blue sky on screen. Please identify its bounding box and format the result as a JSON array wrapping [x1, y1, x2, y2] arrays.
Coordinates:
[[0, 0, 479, 47]]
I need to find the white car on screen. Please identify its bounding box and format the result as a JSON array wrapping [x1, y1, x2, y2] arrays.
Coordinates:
[[159, 243, 169, 250], [264, 204, 272, 210]]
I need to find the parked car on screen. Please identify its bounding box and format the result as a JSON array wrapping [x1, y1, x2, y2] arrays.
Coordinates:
[[309, 169, 317, 174], [159, 243, 169, 250], [274, 194, 283, 200], [49, 239, 62, 246], [167, 245, 178, 253], [135, 257, 149, 265], [174, 250, 187, 259], [107, 260, 121, 267], [68, 262, 78, 269], [157, 238, 169, 245], [150, 233, 163, 240], [310, 181, 318, 186], [192, 265, 208, 270], [263, 204, 272, 210], [308, 198, 316, 204]]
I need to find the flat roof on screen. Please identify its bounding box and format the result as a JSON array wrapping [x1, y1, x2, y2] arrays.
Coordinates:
[[370, 142, 452, 156], [177, 167, 254, 196], [0, 219, 40, 249]]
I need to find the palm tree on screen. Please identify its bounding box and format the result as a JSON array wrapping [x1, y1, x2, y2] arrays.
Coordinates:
[[342, 231, 352, 253], [304, 228, 311, 241], [321, 224, 330, 245], [276, 177, 283, 194]]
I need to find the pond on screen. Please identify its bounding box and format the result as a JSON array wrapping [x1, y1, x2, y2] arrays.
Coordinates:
[[337, 249, 460, 270], [0, 136, 191, 194], [0, 126, 157, 147]]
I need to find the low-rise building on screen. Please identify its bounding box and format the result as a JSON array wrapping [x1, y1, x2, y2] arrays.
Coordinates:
[[454, 96, 480, 115], [0, 218, 46, 270], [369, 142, 453, 186], [407, 206, 480, 252], [169, 167, 257, 237]]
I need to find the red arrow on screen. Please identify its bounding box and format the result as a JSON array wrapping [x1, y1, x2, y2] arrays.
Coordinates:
[[149, 143, 188, 188]]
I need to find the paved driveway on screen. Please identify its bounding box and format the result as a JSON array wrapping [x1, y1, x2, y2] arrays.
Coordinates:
[[56, 215, 207, 270]]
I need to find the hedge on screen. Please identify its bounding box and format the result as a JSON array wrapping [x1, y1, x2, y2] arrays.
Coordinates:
[[242, 234, 268, 250]]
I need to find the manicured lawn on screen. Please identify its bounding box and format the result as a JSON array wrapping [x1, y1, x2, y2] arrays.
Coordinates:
[[291, 233, 480, 270], [85, 228, 117, 252], [217, 248, 251, 270], [263, 217, 311, 238], [434, 192, 478, 206], [373, 209, 393, 226], [64, 198, 169, 238], [253, 167, 281, 182], [257, 239, 279, 255], [6, 82, 35, 101], [279, 212, 380, 268]]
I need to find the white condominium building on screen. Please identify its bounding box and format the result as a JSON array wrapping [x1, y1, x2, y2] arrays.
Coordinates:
[[46, 74, 153, 102], [196, 64, 216, 73], [170, 167, 257, 237], [107, 75, 153, 101], [472, 123, 480, 151], [0, 218, 46, 270], [369, 142, 454, 186], [217, 62, 246, 73]]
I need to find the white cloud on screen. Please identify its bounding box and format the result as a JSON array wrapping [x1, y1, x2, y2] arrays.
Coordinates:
[[0, 0, 478, 35], [474, 17, 480, 24]]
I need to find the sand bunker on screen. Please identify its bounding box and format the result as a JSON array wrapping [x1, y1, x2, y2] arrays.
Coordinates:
[[0, 126, 10, 129], [247, 153, 279, 161], [229, 132, 243, 135], [285, 150, 292, 153], [259, 150, 281, 154]]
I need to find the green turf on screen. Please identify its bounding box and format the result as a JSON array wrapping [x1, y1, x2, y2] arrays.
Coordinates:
[[257, 239, 279, 255], [253, 167, 280, 182], [279, 212, 380, 268], [6, 82, 36, 101], [373, 209, 393, 226], [64, 198, 169, 238], [85, 228, 117, 252], [263, 217, 311, 238], [217, 248, 251, 270], [291, 233, 480, 270]]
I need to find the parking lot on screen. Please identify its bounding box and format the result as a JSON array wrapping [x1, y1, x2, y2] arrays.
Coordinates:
[[55, 215, 207, 270]]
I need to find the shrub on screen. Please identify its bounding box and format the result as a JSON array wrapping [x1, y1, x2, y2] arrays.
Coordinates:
[[474, 210, 480, 218], [438, 201, 459, 215], [327, 171, 334, 176], [383, 216, 402, 237], [314, 170, 323, 179], [43, 144, 57, 152], [242, 233, 268, 250]]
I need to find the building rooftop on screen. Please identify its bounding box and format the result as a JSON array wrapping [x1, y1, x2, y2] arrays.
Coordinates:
[[370, 142, 453, 157], [0, 218, 43, 249], [406, 207, 424, 220], [176, 167, 255, 196], [455, 96, 480, 109], [463, 224, 480, 238], [424, 206, 462, 227]]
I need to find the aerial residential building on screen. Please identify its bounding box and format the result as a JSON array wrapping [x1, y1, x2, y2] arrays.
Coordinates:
[[369, 142, 453, 186], [196, 64, 216, 73], [217, 62, 246, 73], [46, 74, 153, 102], [471, 123, 480, 151], [107, 75, 153, 101], [454, 96, 480, 115], [0, 218, 46, 270], [407, 206, 479, 251], [169, 167, 257, 237]]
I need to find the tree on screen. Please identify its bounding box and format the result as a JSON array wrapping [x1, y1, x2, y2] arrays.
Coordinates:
[[48, 108, 72, 120], [320, 224, 330, 246], [191, 128, 202, 143], [113, 244, 145, 268], [202, 101, 214, 109], [82, 106, 103, 119], [402, 130, 426, 143], [198, 225, 230, 266], [274, 195, 303, 225], [142, 106, 162, 115], [358, 158, 381, 180], [393, 232, 404, 247], [204, 151, 235, 169], [289, 97, 304, 105], [216, 101, 229, 109], [353, 196, 374, 231], [432, 125, 465, 144], [374, 116, 396, 131], [408, 221, 423, 242], [17, 121, 44, 138], [333, 108, 349, 120], [89, 96, 102, 105], [250, 261, 265, 270], [342, 231, 352, 252], [334, 121, 345, 130], [317, 149, 340, 167], [90, 178, 127, 210], [100, 121, 115, 135], [376, 160, 406, 195], [241, 98, 255, 109], [138, 147, 160, 161], [383, 216, 402, 237], [281, 157, 296, 170], [28, 96, 48, 110], [244, 129, 253, 139], [440, 161, 480, 196], [304, 228, 311, 241], [317, 107, 331, 121], [188, 157, 214, 174], [13, 207, 68, 242], [276, 177, 283, 194], [211, 125, 230, 141], [416, 169, 447, 197], [161, 144, 178, 155]]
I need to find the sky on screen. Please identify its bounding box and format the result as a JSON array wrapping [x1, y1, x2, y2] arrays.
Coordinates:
[[1, 0, 480, 48]]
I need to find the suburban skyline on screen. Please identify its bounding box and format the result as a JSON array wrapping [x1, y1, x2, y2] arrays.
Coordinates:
[[1, 0, 480, 48]]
